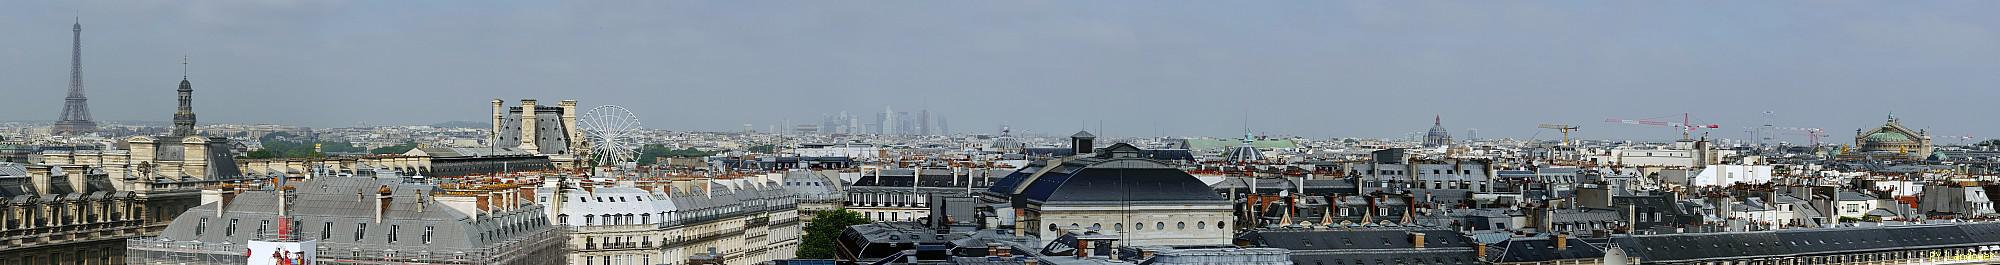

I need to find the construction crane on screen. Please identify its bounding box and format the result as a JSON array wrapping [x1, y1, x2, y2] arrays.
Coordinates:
[[1764, 126, 1828, 147], [1604, 113, 1720, 140], [1537, 124, 1579, 147]]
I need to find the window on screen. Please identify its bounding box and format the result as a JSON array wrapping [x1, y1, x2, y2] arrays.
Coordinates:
[[388, 225, 400, 243], [1114, 223, 1124, 232], [1135, 223, 1144, 230], [1156, 222, 1165, 230], [1198, 221, 1205, 229], [585, 215, 595, 226], [423, 226, 435, 244], [322, 222, 333, 240], [195, 218, 208, 236], [1178, 222, 1186, 230], [356, 223, 368, 241], [258, 220, 270, 237]]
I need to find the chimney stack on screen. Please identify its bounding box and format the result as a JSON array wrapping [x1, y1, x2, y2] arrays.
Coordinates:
[[278, 185, 295, 216], [1555, 232, 1570, 250], [1475, 243, 1488, 261], [1410, 232, 1427, 248], [376, 185, 393, 222], [218, 186, 239, 218], [1071, 131, 1095, 155], [518, 99, 539, 154], [1076, 238, 1091, 258], [491, 99, 504, 147]]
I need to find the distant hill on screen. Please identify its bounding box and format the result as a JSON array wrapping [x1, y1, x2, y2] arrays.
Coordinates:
[[431, 121, 488, 128]]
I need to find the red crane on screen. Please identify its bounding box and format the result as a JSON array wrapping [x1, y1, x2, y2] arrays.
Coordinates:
[[1604, 113, 1721, 140]]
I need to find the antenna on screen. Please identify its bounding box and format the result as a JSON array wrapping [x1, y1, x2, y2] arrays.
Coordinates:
[[182, 55, 189, 79]]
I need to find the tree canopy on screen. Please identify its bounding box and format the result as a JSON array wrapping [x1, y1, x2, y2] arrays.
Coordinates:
[[796, 209, 870, 259], [244, 132, 365, 159], [637, 144, 715, 165]]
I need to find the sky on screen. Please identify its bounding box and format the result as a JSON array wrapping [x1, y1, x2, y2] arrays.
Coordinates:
[[3, 1, 1998, 142]]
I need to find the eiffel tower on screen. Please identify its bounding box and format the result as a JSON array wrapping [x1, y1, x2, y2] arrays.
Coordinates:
[[52, 19, 96, 135]]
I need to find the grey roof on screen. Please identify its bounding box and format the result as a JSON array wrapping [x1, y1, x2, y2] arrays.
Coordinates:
[[1613, 223, 2000, 263], [989, 147, 1226, 206], [1238, 229, 1480, 265], [157, 177, 553, 251], [1488, 236, 1604, 262]]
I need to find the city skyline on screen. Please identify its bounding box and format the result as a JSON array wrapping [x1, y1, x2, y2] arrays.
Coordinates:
[[3, 1, 1998, 140]]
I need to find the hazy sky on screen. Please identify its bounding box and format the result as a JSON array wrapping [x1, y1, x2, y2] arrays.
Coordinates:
[[4, 1, 1998, 142]]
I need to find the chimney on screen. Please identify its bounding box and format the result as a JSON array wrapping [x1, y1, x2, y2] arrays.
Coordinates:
[[26, 166, 52, 195], [560, 100, 581, 155], [1555, 232, 1570, 251], [1071, 131, 1095, 155], [376, 185, 393, 222], [476, 193, 491, 213], [491, 99, 504, 146], [62, 165, 88, 194], [1475, 243, 1488, 261], [1075, 238, 1091, 258], [278, 185, 295, 216], [1012, 208, 1027, 236], [518, 99, 540, 153], [218, 186, 239, 218], [1410, 232, 1427, 248]]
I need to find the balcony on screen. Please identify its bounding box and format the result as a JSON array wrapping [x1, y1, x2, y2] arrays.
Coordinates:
[[573, 223, 657, 233]]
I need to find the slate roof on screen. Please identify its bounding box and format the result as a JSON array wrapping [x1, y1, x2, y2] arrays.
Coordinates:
[[1612, 223, 2000, 263], [158, 177, 553, 251], [1237, 229, 1480, 265], [988, 149, 1225, 206], [1488, 236, 1604, 262]]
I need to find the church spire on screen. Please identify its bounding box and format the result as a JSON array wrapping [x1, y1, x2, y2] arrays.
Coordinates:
[[171, 56, 197, 137]]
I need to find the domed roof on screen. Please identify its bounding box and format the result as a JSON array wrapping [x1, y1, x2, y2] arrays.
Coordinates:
[[1865, 131, 1912, 143]]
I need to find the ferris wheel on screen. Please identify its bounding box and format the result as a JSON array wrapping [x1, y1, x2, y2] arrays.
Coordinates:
[[579, 105, 642, 166]]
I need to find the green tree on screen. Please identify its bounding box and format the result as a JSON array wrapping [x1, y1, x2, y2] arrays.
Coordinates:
[[748, 144, 777, 153], [797, 209, 870, 259], [637, 144, 717, 165], [371, 142, 421, 154]]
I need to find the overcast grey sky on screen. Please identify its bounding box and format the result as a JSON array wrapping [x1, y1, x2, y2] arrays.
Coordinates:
[[4, 1, 1997, 142]]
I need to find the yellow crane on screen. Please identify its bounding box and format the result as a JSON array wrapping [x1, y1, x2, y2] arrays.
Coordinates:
[[1538, 124, 1580, 147]]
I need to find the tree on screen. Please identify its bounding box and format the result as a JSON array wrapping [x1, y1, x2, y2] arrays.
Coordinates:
[[797, 209, 870, 259], [748, 144, 777, 153]]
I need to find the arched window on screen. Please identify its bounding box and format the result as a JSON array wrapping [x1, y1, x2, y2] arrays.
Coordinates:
[[584, 215, 595, 226], [1090, 223, 1101, 231], [1049, 224, 1058, 231]]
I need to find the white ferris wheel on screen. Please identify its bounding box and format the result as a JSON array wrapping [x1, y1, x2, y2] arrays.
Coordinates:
[[579, 105, 642, 166]]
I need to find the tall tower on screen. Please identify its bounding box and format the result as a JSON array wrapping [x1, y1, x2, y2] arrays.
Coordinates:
[[52, 19, 97, 135], [171, 57, 198, 137]]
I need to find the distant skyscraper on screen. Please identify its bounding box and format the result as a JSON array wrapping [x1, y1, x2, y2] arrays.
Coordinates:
[[919, 109, 931, 135], [881, 106, 895, 135], [52, 20, 96, 135], [938, 117, 949, 136]]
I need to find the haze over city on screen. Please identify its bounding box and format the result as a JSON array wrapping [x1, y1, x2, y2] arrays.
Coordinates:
[[4, 1, 1998, 140]]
